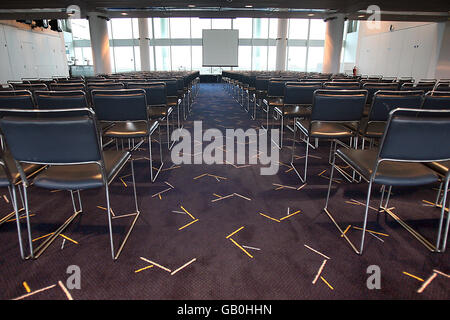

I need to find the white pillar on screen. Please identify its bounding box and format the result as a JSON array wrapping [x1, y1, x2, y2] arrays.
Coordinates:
[[138, 18, 151, 71], [322, 14, 345, 74], [275, 19, 288, 71], [88, 12, 112, 75]]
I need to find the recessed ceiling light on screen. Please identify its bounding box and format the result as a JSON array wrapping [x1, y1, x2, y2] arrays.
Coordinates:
[[358, 15, 365, 18], [245, 5, 253, 8], [188, 4, 196, 7], [308, 13, 315, 16], [121, 12, 128, 15]]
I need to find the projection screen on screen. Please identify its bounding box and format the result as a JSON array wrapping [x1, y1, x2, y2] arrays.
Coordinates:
[[202, 29, 239, 67]]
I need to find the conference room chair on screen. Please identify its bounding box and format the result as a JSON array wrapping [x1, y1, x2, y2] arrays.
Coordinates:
[[91, 89, 163, 182], [0, 84, 13, 91], [290, 89, 368, 183], [323, 82, 361, 90], [149, 79, 182, 130], [0, 90, 35, 109], [362, 82, 401, 116], [0, 107, 140, 260], [127, 82, 175, 150], [87, 82, 125, 105], [262, 79, 286, 130], [10, 83, 48, 100], [0, 150, 45, 259], [422, 91, 450, 111], [273, 81, 322, 149], [358, 90, 424, 149], [50, 83, 86, 92], [324, 108, 450, 254], [434, 81, 450, 91]]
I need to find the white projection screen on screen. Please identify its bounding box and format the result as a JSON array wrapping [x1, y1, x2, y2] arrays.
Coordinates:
[[202, 29, 239, 67]]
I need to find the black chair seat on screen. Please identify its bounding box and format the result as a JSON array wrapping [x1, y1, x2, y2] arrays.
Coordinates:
[[337, 148, 439, 186], [266, 97, 284, 106], [167, 97, 179, 107], [276, 105, 311, 118], [424, 160, 450, 177], [359, 119, 386, 138], [103, 120, 158, 138], [33, 150, 130, 190], [0, 153, 42, 187], [297, 120, 354, 139], [148, 106, 173, 119]]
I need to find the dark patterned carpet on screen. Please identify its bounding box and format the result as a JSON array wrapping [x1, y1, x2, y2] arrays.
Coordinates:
[[0, 83, 448, 300]]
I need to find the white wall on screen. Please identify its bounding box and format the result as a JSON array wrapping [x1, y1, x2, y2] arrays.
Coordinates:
[[355, 21, 445, 80], [0, 21, 69, 83]]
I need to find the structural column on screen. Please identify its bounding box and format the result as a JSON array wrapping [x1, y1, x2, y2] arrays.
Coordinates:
[[138, 18, 151, 71], [88, 12, 111, 75], [322, 14, 345, 74], [275, 18, 288, 71]]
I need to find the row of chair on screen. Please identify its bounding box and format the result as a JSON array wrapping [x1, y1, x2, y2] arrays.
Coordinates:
[[223, 71, 450, 256], [0, 72, 200, 261]]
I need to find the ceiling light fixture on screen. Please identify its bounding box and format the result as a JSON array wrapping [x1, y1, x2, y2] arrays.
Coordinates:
[[245, 5, 253, 8], [308, 13, 315, 16]]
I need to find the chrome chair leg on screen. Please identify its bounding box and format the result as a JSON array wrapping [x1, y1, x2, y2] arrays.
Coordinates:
[[290, 124, 308, 183]]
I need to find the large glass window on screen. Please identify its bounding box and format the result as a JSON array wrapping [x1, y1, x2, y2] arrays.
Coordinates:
[[309, 19, 326, 40], [170, 18, 191, 38], [68, 17, 326, 73], [236, 46, 252, 70], [253, 18, 269, 39], [307, 47, 324, 72], [288, 19, 309, 39], [155, 46, 171, 71], [287, 47, 307, 71], [233, 18, 252, 38], [154, 18, 170, 38], [172, 46, 191, 71], [252, 46, 268, 71], [110, 18, 134, 39], [211, 19, 231, 29], [191, 18, 211, 38]]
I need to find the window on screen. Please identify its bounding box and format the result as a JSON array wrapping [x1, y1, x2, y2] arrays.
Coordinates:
[[236, 46, 252, 70], [154, 18, 170, 38], [170, 18, 191, 38], [287, 47, 307, 71], [110, 18, 133, 39], [252, 46, 268, 71], [269, 19, 278, 39], [268, 46, 276, 70], [288, 19, 309, 39], [155, 46, 171, 71], [191, 18, 211, 38], [172, 46, 191, 71], [211, 19, 231, 29], [253, 18, 269, 39], [309, 19, 326, 40], [233, 18, 252, 38], [112, 46, 136, 72], [307, 47, 324, 72]]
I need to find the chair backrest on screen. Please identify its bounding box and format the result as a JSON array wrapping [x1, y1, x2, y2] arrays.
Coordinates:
[[127, 82, 167, 106], [50, 83, 86, 91], [422, 91, 450, 110], [11, 83, 48, 94], [34, 90, 88, 109], [149, 79, 178, 97], [87, 82, 124, 91], [363, 82, 400, 104], [0, 90, 35, 109], [0, 109, 102, 165], [284, 82, 322, 105], [378, 108, 450, 163], [311, 89, 368, 122], [434, 82, 450, 91], [255, 78, 270, 91], [323, 82, 360, 90], [91, 89, 148, 122], [369, 90, 424, 121], [267, 79, 286, 97]]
